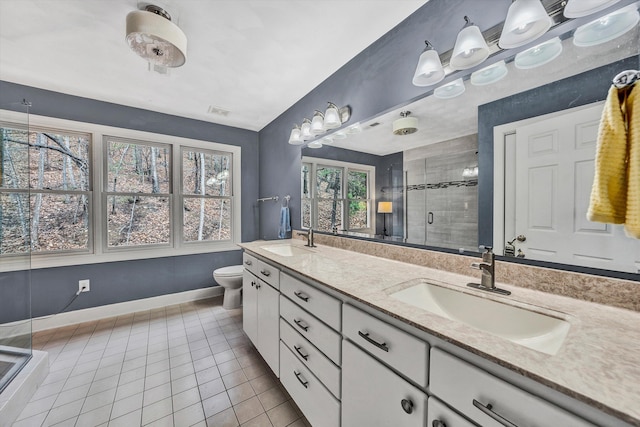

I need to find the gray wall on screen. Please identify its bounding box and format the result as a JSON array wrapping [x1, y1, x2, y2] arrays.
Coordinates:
[[0, 81, 260, 321]]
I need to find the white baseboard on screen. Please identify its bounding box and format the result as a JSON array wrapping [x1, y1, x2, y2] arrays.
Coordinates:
[[32, 286, 224, 332]]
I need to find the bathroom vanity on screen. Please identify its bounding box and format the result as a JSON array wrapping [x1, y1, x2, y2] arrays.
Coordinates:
[[239, 238, 640, 427]]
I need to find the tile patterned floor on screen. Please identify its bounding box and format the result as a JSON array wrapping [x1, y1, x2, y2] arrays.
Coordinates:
[[12, 297, 310, 427]]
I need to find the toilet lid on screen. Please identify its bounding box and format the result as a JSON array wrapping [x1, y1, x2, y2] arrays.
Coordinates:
[[214, 265, 244, 277]]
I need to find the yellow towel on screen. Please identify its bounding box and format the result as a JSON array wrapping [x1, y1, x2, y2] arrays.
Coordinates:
[[624, 85, 640, 238]]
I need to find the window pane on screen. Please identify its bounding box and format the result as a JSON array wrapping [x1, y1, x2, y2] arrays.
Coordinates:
[[302, 199, 312, 229], [317, 200, 342, 231], [301, 164, 311, 199], [316, 166, 342, 199], [182, 150, 232, 196], [0, 192, 30, 255], [183, 197, 231, 242], [30, 193, 89, 251], [349, 200, 370, 230], [1, 127, 30, 189], [348, 170, 368, 199], [107, 139, 170, 194], [107, 195, 170, 247], [29, 131, 90, 191]]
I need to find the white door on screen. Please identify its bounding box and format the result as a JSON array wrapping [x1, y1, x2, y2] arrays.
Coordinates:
[[509, 103, 640, 273]]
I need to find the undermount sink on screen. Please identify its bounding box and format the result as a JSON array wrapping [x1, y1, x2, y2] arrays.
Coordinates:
[[389, 279, 570, 355], [260, 244, 313, 257]]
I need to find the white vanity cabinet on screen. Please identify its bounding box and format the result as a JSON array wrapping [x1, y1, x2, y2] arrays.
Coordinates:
[[242, 256, 280, 377]]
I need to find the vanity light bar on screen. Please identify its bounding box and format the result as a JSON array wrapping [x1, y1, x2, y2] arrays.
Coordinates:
[[288, 103, 352, 146]]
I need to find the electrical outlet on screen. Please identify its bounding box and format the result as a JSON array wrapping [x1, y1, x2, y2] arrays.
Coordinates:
[[79, 279, 90, 293]]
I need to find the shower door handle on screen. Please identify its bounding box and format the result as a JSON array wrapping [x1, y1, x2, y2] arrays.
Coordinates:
[[428, 212, 434, 224]]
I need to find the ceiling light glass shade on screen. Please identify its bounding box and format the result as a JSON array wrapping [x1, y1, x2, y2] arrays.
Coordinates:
[[126, 9, 187, 67], [471, 60, 508, 86], [307, 140, 323, 149], [563, 0, 621, 18], [324, 103, 342, 129], [310, 111, 326, 135], [450, 22, 490, 70], [321, 136, 334, 144], [288, 126, 304, 145], [332, 131, 347, 140], [412, 44, 445, 86], [514, 37, 563, 69], [499, 0, 553, 49], [393, 113, 419, 136], [346, 123, 362, 134], [433, 78, 466, 99], [300, 119, 313, 141], [573, 5, 640, 47]]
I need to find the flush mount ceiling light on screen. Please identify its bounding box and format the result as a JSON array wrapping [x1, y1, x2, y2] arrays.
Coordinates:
[[126, 4, 187, 67], [564, 0, 622, 18], [412, 41, 445, 86], [470, 60, 508, 86], [573, 4, 639, 47], [450, 16, 490, 70], [433, 78, 466, 99], [514, 37, 563, 69], [288, 125, 304, 145], [499, 0, 553, 49], [393, 111, 419, 136]]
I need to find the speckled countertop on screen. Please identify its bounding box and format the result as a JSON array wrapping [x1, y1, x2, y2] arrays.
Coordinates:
[[239, 239, 640, 426]]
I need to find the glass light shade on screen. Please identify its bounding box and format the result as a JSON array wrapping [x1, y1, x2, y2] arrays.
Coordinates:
[[288, 127, 303, 145], [321, 136, 334, 144], [564, 0, 622, 18], [332, 130, 347, 140], [573, 5, 640, 47], [470, 60, 508, 86], [307, 140, 323, 149], [412, 48, 445, 86], [450, 24, 490, 70], [300, 119, 313, 141], [433, 78, 466, 99], [499, 0, 553, 49], [126, 10, 187, 67], [346, 123, 362, 134], [310, 111, 326, 135], [514, 37, 563, 69], [324, 103, 342, 129], [377, 201, 393, 214]]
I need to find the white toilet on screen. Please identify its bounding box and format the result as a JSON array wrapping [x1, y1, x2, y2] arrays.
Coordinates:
[[213, 265, 244, 309]]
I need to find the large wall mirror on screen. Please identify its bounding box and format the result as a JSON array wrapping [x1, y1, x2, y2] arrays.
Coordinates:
[[301, 0, 640, 279]]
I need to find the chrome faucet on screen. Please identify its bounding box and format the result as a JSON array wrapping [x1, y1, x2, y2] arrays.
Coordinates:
[[467, 246, 511, 295], [300, 228, 315, 247]]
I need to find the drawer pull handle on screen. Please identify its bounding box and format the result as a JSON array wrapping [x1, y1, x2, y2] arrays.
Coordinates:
[[294, 345, 309, 360], [250, 281, 256, 287], [294, 291, 310, 302], [358, 330, 389, 352], [401, 398, 413, 414], [244, 260, 252, 265], [294, 319, 309, 332], [294, 371, 308, 388], [432, 421, 447, 427], [260, 270, 270, 277], [473, 399, 518, 427]]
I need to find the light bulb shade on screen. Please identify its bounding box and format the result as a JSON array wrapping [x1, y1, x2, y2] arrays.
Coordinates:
[[321, 136, 334, 144], [307, 140, 323, 149], [499, 0, 553, 49], [470, 60, 508, 86], [514, 37, 563, 69], [434, 78, 466, 99], [393, 116, 419, 135], [450, 24, 490, 70], [332, 131, 347, 140], [300, 119, 313, 140], [310, 111, 326, 135], [288, 127, 303, 145], [564, 0, 622, 18], [324, 103, 342, 129], [573, 5, 639, 47], [377, 201, 393, 214], [412, 48, 445, 86], [126, 10, 187, 67]]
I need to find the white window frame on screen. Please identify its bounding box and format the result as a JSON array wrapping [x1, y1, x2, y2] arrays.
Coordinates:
[[0, 110, 241, 272]]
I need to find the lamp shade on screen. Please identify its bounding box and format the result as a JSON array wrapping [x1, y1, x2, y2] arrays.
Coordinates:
[[564, 0, 622, 18], [470, 60, 508, 86], [514, 37, 563, 69], [450, 22, 490, 70], [311, 111, 326, 135], [307, 140, 323, 149], [288, 126, 303, 145], [300, 119, 313, 140], [324, 103, 342, 129], [377, 201, 393, 214], [126, 8, 187, 67], [499, 0, 553, 49], [412, 43, 445, 86], [434, 78, 466, 99], [573, 5, 639, 47]]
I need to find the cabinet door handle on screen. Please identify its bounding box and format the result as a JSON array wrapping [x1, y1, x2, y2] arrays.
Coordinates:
[[294, 345, 309, 361], [244, 260, 252, 266], [260, 270, 270, 277], [428, 212, 434, 224], [401, 398, 413, 414], [294, 291, 310, 302], [358, 330, 389, 352], [293, 318, 309, 332], [294, 371, 308, 388], [250, 281, 255, 287], [256, 283, 261, 289], [473, 399, 518, 427], [432, 421, 447, 427]]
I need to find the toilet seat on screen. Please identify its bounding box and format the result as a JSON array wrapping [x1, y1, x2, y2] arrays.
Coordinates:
[[214, 265, 243, 277]]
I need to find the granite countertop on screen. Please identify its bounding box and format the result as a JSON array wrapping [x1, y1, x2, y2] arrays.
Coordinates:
[[239, 239, 640, 426]]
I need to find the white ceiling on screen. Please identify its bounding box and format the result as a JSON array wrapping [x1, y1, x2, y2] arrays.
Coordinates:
[[0, 0, 427, 131]]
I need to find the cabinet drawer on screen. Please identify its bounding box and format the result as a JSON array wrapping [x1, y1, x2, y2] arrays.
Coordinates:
[[242, 252, 259, 276], [430, 348, 595, 427], [280, 342, 340, 427], [342, 340, 427, 427], [280, 273, 341, 331], [428, 397, 475, 427], [256, 259, 280, 289], [343, 304, 428, 387], [280, 318, 341, 399], [280, 296, 341, 365]]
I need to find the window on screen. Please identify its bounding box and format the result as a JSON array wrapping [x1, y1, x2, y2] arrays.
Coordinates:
[[302, 157, 374, 233]]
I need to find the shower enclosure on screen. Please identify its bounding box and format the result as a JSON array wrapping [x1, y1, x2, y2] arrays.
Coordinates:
[[0, 102, 32, 394]]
